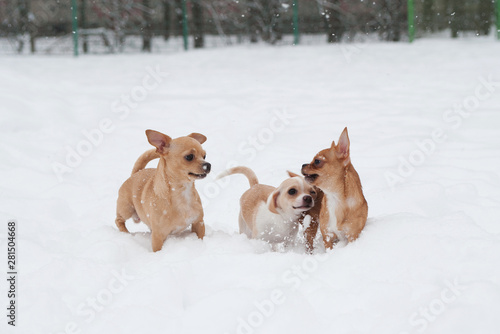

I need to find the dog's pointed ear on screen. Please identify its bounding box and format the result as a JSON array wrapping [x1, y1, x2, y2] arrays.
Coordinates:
[[335, 127, 350, 165], [188, 133, 207, 144], [146, 130, 172, 154], [287, 171, 300, 178], [268, 191, 280, 214]]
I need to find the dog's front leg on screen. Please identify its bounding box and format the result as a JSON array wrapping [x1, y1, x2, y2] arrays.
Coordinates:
[[320, 219, 338, 250], [321, 232, 338, 250], [191, 220, 205, 239], [319, 207, 338, 250], [151, 219, 179, 252], [304, 219, 319, 253], [151, 230, 166, 252]]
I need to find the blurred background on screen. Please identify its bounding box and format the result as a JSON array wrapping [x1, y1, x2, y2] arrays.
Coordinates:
[[0, 0, 498, 55]]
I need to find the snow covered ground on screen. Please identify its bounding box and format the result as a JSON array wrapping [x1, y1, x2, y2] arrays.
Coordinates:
[[1, 35, 500, 334]]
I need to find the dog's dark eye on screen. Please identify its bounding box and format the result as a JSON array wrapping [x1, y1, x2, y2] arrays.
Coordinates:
[[310, 190, 316, 196], [203, 154, 206, 159], [314, 159, 321, 166], [288, 188, 297, 195], [185, 154, 194, 161]]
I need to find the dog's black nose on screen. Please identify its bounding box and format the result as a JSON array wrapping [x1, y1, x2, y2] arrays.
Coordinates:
[[303, 195, 312, 204], [202, 162, 211, 173], [302, 164, 309, 169]]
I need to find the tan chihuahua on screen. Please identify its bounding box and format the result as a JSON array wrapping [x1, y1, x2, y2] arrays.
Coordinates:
[[115, 129, 211, 252], [218, 167, 317, 248], [301, 128, 368, 249]]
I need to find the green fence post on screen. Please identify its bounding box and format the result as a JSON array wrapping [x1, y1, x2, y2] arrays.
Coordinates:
[[81, 0, 88, 53], [496, 0, 500, 40], [182, 0, 189, 50], [71, 0, 79, 56], [408, 0, 415, 42], [292, 0, 299, 45]]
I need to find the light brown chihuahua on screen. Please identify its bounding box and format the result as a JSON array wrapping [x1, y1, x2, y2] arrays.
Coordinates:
[[301, 127, 368, 249], [115, 129, 211, 252]]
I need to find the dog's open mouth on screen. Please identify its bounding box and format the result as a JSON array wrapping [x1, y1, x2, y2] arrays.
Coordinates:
[[293, 204, 313, 210], [303, 173, 319, 183], [189, 172, 207, 179]]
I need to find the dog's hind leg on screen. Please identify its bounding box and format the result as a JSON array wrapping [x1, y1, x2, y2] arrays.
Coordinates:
[[238, 212, 252, 238], [115, 215, 129, 233], [115, 197, 135, 233], [191, 220, 205, 239]]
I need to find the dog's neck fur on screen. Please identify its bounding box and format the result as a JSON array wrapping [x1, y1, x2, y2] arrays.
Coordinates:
[[153, 158, 194, 198], [324, 163, 362, 201]]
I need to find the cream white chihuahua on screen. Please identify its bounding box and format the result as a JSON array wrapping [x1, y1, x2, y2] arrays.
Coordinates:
[[218, 167, 317, 248]]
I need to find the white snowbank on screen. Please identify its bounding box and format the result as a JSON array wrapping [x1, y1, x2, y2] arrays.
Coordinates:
[[1, 36, 500, 334]]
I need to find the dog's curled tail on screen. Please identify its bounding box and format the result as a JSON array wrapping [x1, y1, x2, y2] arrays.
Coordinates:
[[131, 149, 159, 175], [216, 166, 259, 187]]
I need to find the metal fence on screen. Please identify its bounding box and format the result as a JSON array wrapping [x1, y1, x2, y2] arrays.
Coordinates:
[[0, 0, 497, 55]]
